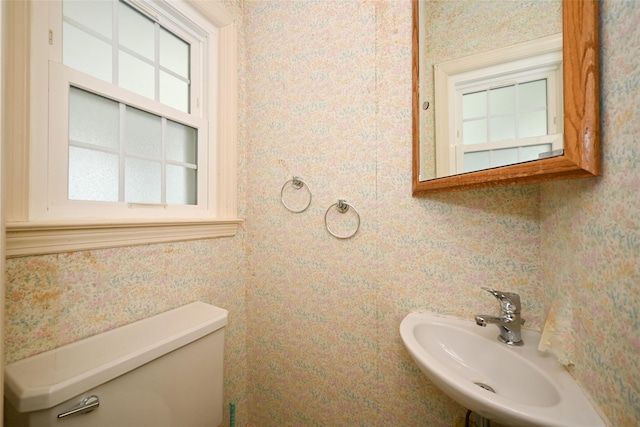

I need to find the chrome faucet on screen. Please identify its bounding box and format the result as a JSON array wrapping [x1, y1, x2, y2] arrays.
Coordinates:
[[475, 287, 525, 346]]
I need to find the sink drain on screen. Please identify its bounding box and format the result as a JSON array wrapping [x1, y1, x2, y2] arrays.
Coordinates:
[[474, 382, 496, 393]]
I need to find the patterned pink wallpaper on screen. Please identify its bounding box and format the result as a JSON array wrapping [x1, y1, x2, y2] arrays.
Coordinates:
[[244, 1, 543, 426], [541, 1, 640, 424], [5, 1, 639, 426], [5, 239, 251, 425]]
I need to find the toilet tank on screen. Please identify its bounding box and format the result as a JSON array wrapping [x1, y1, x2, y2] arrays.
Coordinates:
[[4, 301, 228, 427]]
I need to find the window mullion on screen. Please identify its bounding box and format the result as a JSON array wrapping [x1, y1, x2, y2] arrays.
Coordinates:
[[155, 23, 160, 102], [62, 18, 112, 46], [119, 103, 127, 202], [161, 117, 167, 204], [485, 89, 490, 143], [112, 1, 119, 86], [515, 83, 521, 139]]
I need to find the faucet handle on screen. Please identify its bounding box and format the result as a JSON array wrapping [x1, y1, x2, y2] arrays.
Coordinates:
[[481, 287, 521, 314]]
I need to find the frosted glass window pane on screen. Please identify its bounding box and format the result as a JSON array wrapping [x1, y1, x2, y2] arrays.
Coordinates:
[[160, 28, 190, 79], [125, 107, 162, 158], [519, 111, 547, 138], [118, 2, 155, 60], [166, 121, 197, 163], [160, 71, 189, 112], [490, 115, 516, 142], [63, 0, 112, 38], [522, 143, 552, 161], [166, 165, 196, 205], [490, 85, 515, 116], [69, 146, 119, 201], [125, 157, 161, 203], [464, 151, 491, 173], [493, 147, 518, 167], [69, 87, 120, 149], [463, 91, 486, 119], [519, 79, 547, 111], [463, 119, 487, 145], [64, 23, 113, 82], [119, 51, 155, 99]]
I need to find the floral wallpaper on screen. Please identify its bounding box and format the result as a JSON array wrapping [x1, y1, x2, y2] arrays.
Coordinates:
[[4, 1, 639, 427], [5, 240, 251, 425], [4, 1, 251, 425], [244, 1, 543, 426], [541, 0, 640, 425]]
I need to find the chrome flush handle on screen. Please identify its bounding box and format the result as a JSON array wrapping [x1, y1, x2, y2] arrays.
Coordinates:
[[57, 395, 100, 419]]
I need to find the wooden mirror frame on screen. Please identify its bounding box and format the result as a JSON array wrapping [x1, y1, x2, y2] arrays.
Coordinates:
[[412, 0, 600, 195]]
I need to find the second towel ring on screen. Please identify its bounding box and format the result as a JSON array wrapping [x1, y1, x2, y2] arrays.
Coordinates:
[[324, 199, 360, 239], [281, 176, 312, 213]]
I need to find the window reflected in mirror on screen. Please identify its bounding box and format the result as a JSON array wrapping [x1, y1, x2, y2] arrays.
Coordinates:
[[432, 34, 563, 178]]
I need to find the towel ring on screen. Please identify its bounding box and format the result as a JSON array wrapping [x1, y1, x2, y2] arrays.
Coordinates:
[[281, 176, 312, 213], [324, 199, 360, 239]]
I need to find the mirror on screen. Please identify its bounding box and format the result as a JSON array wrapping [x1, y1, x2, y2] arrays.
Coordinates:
[[412, 0, 600, 195]]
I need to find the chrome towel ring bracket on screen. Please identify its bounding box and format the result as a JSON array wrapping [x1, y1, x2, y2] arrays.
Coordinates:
[[324, 199, 361, 239], [281, 176, 312, 213]]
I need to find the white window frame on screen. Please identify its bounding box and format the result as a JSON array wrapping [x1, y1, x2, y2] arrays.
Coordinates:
[[4, 0, 241, 257], [434, 34, 563, 177], [455, 70, 561, 173], [49, 64, 209, 219]]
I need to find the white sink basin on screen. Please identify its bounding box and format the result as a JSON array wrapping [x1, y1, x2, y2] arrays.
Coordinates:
[[400, 312, 604, 427]]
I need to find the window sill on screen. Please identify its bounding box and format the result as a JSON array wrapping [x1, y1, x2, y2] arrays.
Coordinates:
[[6, 218, 243, 258]]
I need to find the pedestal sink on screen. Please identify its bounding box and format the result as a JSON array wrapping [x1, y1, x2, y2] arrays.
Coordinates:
[[400, 312, 605, 427]]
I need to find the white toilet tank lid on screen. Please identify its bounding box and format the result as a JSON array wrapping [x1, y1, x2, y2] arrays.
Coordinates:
[[4, 301, 228, 413]]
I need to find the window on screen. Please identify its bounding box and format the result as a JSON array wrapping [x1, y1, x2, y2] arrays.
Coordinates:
[[62, 1, 194, 112], [457, 74, 560, 173], [50, 0, 209, 218], [5, 0, 240, 256], [66, 87, 198, 205], [434, 34, 563, 177]]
